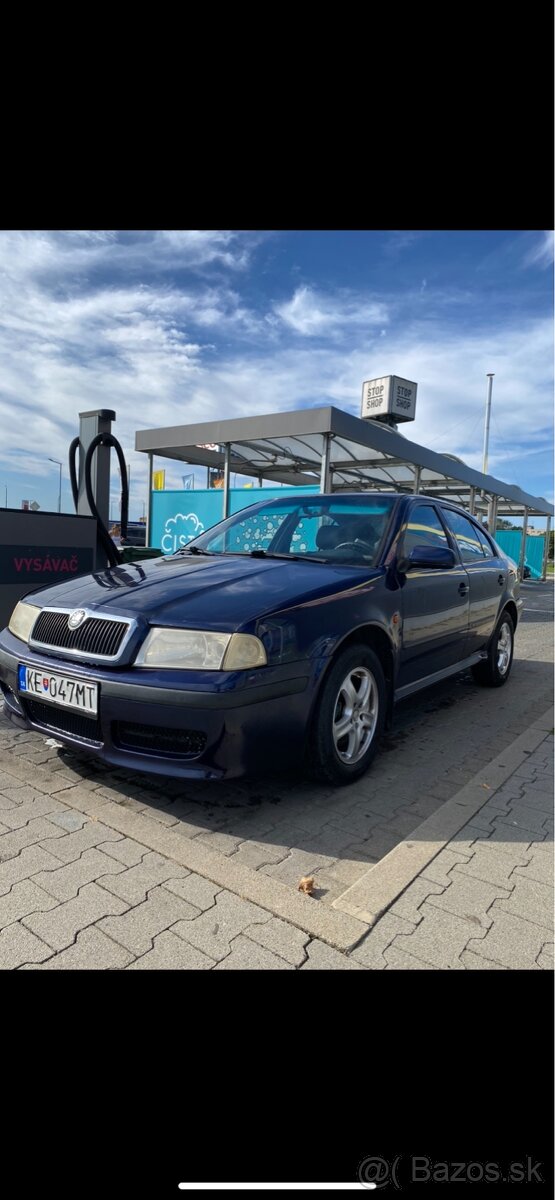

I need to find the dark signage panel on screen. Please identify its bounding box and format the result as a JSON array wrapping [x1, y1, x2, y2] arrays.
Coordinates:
[[0, 509, 98, 631], [0, 545, 94, 585]]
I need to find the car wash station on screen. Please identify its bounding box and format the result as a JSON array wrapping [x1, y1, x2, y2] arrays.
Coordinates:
[[0, 376, 552, 634], [135, 375, 553, 579]]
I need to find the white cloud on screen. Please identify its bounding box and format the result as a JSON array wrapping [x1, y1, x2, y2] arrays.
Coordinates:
[[0, 232, 552, 515], [275, 286, 388, 336], [522, 230, 554, 269]]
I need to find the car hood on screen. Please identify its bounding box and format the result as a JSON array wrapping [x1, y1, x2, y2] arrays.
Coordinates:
[[22, 553, 384, 631]]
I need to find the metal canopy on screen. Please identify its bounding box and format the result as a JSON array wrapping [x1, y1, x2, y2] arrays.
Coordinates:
[[135, 406, 553, 519]]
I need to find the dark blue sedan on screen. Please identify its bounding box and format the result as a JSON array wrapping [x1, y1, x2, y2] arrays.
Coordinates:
[[0, 493, 523, 784]]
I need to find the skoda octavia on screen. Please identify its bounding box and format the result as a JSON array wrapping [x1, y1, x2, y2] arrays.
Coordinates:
[[0, 493, 522, 784]]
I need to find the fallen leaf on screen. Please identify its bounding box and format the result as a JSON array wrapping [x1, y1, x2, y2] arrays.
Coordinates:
[[298, 875, 315, 896]]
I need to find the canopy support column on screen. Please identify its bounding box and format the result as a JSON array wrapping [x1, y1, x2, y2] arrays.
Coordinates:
[[518, 507, 529, 579], [541, 515, 551, 580], [222, 444, 231, 518], [146, 452, 153, 546], [320, 433, 331, 493], [468, 486, 476, 515], [413, 465, 421, 493]]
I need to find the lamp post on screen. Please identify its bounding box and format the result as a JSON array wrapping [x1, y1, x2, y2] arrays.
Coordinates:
[[1, 483, 6, 507], [482, 373, 495, 475], [48, 458, 62, 512]]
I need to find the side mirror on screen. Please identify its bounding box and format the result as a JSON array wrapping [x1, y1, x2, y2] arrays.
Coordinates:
[[405, 545, 457, 570]]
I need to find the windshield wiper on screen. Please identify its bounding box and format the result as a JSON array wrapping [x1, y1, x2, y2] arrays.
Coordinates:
[[249, 549, 300, 560], [176, 545, 214, 556], [249, 549, 326, 562]]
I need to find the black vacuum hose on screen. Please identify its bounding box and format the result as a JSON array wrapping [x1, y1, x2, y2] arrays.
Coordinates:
[[68, 434, 130, 568]]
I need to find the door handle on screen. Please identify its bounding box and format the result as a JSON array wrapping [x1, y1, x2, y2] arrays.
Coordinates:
[[498, 574, 505, 585], [458, 582, 469, 596]]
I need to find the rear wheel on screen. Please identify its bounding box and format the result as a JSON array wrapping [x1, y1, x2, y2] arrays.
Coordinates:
[[307, 643, 386, 784], [471, 611, 514, 687]]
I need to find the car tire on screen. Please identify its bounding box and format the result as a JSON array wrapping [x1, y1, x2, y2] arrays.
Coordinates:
[[471, 611, 515, 688], [306, 643, 387, 785]]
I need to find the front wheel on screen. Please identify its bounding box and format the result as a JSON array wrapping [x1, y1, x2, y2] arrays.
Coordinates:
[[306, 643, 387, 785], [471, 612, 515, 687]]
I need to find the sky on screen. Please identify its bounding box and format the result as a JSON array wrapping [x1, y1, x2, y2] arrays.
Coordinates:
[[0, 229, 552, 527]]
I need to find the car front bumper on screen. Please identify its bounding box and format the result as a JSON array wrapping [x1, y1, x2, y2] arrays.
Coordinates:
[[0, 629, 318, 780]]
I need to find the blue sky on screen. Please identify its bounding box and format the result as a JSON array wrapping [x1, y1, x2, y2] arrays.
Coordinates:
[[0, 229, 552, 525]]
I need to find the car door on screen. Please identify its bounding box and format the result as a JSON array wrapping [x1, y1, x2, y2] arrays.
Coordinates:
[[440, 508, 505, 656], [396, 501, 470, 688]]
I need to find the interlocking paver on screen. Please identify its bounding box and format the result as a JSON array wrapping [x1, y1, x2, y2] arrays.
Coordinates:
[[392, 904, 486, 969], [0, 844, 63, 896], [243, 917, 309, 966], [23, 882, 129, 951], [48, 810, 89, 832], [350, 912, 417, 969], [0, 772, 26, 791], [301, 940, 367, 969], [421, 847, 473, 887], [389, 878, 445, 925], [215, 934, 294, 969], [466, 909, 550, 969], [495, 805, 552, 836], [163, 873, 220, 911], [512, 848, 553, 886], [99, 886, 201, 956], [383, 945, 436, 969], [1, 922, 54, 969], [454, 844, 532, 891], [0, 878, 59, 927], [493, 876, 553, 930], [127, 930, 214, 970], [0, 794, 67, 830], [172, 891, 269, 962], [39, 822, 123, 863], [537, 942, 554, 971], [227, 840, 289, 870], [342, 827, 401, 861], [426, 873, 510, 932], [459, 950, 509, 969], [96, 838, 149, 867], [31, 926, 135, 970], [0, 817, 65, 861], [33, 847, 127, 901], [98, 851, 187, 904], [264, 848, 335, 886], [0, 784, 54, 805]]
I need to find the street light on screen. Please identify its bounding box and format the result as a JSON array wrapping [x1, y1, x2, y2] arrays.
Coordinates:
[[1, 483, 7, 507], [48, 458, 62, 513]]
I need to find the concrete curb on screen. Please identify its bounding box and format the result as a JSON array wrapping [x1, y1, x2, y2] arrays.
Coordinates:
[[332, 706, 554, 926]]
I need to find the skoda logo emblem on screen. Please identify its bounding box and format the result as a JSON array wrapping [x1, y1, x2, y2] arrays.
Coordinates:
[[68, 609, 86, 630]]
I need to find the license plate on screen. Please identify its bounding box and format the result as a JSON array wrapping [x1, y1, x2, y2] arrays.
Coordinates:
[[18, 665, 98, 715]]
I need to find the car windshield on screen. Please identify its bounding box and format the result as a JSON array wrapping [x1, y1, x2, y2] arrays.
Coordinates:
[[181, 495, 398, 566]]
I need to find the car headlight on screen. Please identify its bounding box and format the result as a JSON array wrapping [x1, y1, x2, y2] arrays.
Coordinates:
[[134, 628, 267, 670], [8, 601, 41, 643]]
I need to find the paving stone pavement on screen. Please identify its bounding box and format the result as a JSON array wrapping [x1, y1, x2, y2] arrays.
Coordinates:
[[0, 582, 551, 969]]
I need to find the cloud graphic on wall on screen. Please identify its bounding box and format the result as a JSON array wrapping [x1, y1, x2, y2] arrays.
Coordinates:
[[161, 512, 205, 553]]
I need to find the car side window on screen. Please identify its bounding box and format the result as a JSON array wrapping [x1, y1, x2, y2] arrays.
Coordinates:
[[401, 504, 449, 556], [442, 510, 485, 562], [475, 524, 496, 558]]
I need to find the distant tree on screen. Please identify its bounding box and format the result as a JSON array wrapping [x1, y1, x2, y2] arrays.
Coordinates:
[[497, 518, 518, 530]]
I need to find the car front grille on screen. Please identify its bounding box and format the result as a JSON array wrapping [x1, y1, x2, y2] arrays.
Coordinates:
[[31, 610, 129, 659], [112, 721, 207, 758], [24, 699, 102, 743]]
